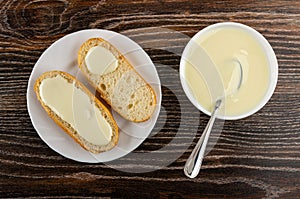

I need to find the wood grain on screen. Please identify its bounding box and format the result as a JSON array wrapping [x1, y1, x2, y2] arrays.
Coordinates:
[[1, 0, 300, 198]]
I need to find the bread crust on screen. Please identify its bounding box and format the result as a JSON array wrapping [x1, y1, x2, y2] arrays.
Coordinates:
[[34, 70, 119, 154], [78, 38, 157, 122]]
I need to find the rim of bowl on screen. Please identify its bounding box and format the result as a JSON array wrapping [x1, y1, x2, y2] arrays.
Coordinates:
[[179, 22, 278, 120]]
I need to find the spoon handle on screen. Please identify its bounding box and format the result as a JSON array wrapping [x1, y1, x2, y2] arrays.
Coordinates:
[[184, 99, 222, 178]]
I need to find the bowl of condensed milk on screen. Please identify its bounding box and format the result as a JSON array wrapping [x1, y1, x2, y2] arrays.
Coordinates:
[[180, 22, 278, 120]]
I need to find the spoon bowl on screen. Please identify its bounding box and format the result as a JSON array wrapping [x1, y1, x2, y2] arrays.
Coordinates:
[[180, 22, 278, 178], [184, 60, 243, 178]]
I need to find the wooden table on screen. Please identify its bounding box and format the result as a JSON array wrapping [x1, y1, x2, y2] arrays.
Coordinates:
[[1, 0, 299, 198]]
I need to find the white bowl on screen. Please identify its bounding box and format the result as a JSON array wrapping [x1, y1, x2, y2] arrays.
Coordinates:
[[180, 22, 278, 120]]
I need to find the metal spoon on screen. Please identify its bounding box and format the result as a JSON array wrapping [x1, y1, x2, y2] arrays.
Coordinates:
[[184, 60, 243, 178]]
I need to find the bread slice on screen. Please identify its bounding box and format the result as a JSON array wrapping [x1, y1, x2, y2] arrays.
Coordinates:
[[78, 38, 156, 122], [34, 70, 118, 154]]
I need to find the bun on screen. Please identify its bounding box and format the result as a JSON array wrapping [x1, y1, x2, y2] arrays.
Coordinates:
[[78, 38, 156, 122], [34, 70, 118, 153]]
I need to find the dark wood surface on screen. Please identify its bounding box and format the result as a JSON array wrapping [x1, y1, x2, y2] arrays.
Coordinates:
[[1, 0, 299, 198]]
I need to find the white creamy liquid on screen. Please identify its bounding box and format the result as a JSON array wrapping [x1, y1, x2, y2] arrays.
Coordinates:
[[183, 27, 270, 117], [40, 74, 112, 145], [85, 46, 118, 75]]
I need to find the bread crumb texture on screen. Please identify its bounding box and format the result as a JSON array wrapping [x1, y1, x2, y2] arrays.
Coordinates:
[[78, 38, 157, 122]]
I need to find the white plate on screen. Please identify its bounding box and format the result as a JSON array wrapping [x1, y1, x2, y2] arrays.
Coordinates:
[[27, 29, 161, 163]]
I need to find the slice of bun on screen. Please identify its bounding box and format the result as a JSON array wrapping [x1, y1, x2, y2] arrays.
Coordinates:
[[34, 70, 118, 154], [78, 38, 156, 122]]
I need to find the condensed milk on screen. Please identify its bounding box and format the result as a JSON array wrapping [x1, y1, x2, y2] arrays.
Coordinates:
[[85, 45, 118, 75], [180, 22, 278, 119], [40, 74, 112, 145]]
